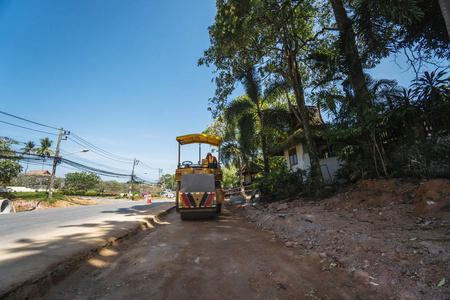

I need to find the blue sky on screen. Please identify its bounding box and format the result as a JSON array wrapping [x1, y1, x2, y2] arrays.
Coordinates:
[[0, 0, 221, 183], [0, 0, 440, 183]]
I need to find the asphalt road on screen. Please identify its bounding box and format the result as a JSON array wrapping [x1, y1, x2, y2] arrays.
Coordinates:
[[0, 199, 174, 298], [0, 199, 167, 243]]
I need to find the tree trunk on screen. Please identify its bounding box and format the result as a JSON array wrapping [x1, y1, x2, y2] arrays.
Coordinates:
[[438, 0, 450, 39], [238, 150, 244, 195], [282, 40, 323, 183], [261, 136, 269, 173], [329, 0, 371, 114], [286, 92, 302, 124], [258, 111, 270, 174]]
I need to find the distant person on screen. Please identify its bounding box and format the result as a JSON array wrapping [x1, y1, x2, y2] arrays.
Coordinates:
[[206, 152, 217, 169]]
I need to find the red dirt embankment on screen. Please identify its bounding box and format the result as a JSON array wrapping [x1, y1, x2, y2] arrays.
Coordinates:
[[227, 179, 450, 299]]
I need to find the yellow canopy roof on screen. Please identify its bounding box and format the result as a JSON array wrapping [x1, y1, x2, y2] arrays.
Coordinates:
[[176, 134, 222, 146]]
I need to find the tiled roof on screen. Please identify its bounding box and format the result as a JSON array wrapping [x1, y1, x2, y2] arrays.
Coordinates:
[[26, 170, 52, 176]]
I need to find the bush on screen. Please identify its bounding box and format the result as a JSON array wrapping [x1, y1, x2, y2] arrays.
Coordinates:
[[391, 134, 450, 179], [101, 191, 117, 197], [84, 191, 98, 196], [0, 192, 16, 200], [0, 191, 65, 202], [255, 157, 308, 202]]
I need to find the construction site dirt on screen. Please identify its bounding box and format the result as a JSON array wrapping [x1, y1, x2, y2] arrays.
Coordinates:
[[37, 179, 449, 299]]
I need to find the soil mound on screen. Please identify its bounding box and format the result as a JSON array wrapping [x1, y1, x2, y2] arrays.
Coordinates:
[[226, 179, 450, 299], [414, 179, 450, 217]]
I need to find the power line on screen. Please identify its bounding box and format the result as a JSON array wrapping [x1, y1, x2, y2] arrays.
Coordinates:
[[1, 150, 131, 179], [61, 157, 130, 178], [67, 137, 133, 164], [139, 161, 160, 171], [59, 149, 130, 173], [0, 110, 60, 130], [70, 133, 134, 162], [0, 111, 163, 179], [133, 176, 158, 184], [0, 120, 59, 136]]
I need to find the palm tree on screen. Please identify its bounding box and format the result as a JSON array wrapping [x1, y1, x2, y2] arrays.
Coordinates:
[[220, 118, 245, 191], [21, 141, 36, 173], [35, 138, 55, 170], [225, 68, 290, 173]]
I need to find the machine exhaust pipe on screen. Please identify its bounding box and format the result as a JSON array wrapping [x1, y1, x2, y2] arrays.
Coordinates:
[[0, 199, 11, 213]]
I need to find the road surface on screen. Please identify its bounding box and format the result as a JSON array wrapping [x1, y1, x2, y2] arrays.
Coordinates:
[[37, 208, 374, 300], [0, 199, 174, 298]]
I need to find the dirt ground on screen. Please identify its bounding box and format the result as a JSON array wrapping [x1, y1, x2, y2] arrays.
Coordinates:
[[11, 179, 450, 299], [228, 178, 450, 299], [7, 197, 102, 212], [40, 208, 378, 300], [6, 196, 150, 212]]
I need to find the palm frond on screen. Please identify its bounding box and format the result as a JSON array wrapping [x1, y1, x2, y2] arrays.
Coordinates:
[[238, 111, 258, 157], [239, 68, 262, 105], [224, 95, 255, 122], [263, 77, 291, 103]]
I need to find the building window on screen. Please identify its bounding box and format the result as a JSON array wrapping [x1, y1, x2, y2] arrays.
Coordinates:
[[289, 148, 298, 166]]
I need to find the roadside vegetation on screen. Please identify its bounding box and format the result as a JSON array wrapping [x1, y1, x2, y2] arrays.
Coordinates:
[[200, 0, 449, 202], [1, 169, 164, 205]]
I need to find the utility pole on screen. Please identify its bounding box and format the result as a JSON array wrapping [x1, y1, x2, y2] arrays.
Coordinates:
[[129, 158, 139, 199], [158, 168, 163, 190], [49, 128, 68, 202]]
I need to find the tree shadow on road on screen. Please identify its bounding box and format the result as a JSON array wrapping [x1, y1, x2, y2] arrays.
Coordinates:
[[0, 205, 173, 299]]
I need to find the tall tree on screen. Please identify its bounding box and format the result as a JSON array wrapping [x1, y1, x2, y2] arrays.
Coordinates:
[[35, 137, 54, 170], [200, 0, 332, 182], [64, 172, 102, 192], [348, 0, 449, 70], [225, 68, 291, 173], [21, 141, 35, 173], [203, 115, 245, 190], [329, 0, 371, 115], [160, 174, 176, 191]]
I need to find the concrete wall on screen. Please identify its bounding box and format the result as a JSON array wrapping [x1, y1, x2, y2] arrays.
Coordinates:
[[283, 143, 342, 182], [284, 143, 310, 172], [319, 157, 341, 182]]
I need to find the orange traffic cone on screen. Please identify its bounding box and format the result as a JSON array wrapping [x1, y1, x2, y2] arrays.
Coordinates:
[[147, 191, 152, 204]]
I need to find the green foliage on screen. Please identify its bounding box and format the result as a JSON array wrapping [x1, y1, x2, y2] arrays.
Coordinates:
[[391, 135, 450, 179], [255, 157, 307, 202], [49, 191, 65, 201], [147, 185, 161, 197], [64, 172, 102, 192], [201, 0, 449, 186], [84, 190, 98, 196], [21, 141, 36, 154], [35, 138, 55, 169], [0, 191, 65, 202], [328, 69, 450, 180], [21, 141, 36, 173], [11, 174, 63, 190], [160, 174, 176, 190], [200, 0, 334, 115], [224, 68, 292, 173], [222, 165, 239, 189], [0, 160, 23, 185], [103, 180, 126, 193], [0, 138, 23, 185]]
